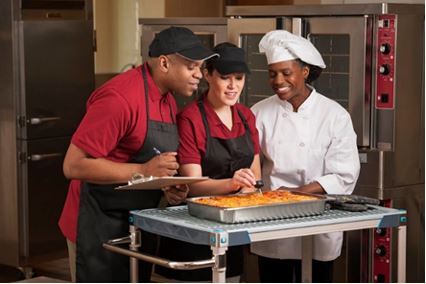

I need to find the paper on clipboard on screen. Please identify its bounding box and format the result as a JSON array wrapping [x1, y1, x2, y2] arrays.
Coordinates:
[[115, 176, 209, 190]]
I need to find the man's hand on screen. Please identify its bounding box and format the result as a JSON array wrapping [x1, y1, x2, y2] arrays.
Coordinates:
[[162, 184, 189, 205], [141, 152, 179, 177]]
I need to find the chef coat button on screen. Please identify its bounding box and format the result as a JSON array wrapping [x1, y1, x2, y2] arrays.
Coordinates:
[[299, 142, 305, 147], [282, 113, 287, 118]]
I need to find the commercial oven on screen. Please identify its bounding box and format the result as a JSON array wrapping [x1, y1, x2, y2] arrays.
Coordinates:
[[139, 18, 227, 109], [227, 3, 424, 283]]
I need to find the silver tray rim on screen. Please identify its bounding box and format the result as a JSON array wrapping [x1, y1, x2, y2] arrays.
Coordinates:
[[186, 189, 328, 210]]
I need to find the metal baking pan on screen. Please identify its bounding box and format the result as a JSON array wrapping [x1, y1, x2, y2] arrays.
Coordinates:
[[186, 190, 327, 223]]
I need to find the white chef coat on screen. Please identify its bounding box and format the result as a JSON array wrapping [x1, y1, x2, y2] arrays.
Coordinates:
[[250, 89, 360, 261]]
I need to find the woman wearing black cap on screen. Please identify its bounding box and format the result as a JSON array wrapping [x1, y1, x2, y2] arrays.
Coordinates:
[[155, 42, 261, 282]]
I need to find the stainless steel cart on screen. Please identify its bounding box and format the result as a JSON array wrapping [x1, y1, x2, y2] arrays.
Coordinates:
[[104, 206, 406, 283]]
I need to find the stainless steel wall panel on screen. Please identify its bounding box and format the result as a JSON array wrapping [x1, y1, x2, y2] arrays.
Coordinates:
[[392, 14, 424, 186], [0, 0, 20, 268]]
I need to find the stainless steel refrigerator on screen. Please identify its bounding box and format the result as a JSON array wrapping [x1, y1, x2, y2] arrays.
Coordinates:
[[0, 0, 94, 275]]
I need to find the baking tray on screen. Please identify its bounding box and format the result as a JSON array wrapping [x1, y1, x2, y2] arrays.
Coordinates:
[[186, 190, 327, 223]]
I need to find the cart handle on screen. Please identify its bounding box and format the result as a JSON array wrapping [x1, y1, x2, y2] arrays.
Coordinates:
[[103, 242, 215, 270]]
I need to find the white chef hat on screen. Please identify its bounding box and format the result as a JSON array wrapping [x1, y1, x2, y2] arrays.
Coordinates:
[[259, 30, 326, 69]]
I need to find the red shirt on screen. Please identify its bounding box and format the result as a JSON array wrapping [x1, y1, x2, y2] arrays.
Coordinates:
[[59, 64, 177, 242], [177, 96, 260, 165]]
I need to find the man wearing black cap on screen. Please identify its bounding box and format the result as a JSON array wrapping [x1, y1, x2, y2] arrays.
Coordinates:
[[59, 26, 218, 282]]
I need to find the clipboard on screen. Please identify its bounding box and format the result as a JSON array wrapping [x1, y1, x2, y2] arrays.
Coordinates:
[[115, 176, 209, 190]]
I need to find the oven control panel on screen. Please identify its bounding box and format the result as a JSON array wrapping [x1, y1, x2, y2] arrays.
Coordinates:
[[376, 15, 396, 109], [373, 199, 392, 282]]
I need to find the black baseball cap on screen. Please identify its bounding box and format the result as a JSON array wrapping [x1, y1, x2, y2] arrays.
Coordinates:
[[149, 26, 218, 61], [210, 44, 250, 75]]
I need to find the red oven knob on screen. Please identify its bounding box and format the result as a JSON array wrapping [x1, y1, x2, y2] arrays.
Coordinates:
[[379, 64, 390, 75], [379, 43, 391, 55]]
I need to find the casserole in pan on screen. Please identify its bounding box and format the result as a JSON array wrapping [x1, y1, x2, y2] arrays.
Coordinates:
[[187, 189, 327, 223]]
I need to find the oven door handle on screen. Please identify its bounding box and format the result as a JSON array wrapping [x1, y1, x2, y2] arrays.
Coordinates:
[[28, 116, 61, 125], [28, 153, 63, 161]]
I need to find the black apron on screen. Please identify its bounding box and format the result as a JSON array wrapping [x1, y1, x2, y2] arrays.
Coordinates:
[[76, 66, 178, 282], [156, 98, 255, 281]]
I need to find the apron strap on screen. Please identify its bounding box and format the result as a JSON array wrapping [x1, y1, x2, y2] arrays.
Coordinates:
[[197, 98, 211, 139], [142, 65, 176, 124]]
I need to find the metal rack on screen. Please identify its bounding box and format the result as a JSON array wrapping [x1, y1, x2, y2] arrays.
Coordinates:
[[104, 205, 406, 283]]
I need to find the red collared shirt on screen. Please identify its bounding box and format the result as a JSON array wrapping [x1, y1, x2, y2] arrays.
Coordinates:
[[177, 96, 260, 165], [59, 63, 177, 242]]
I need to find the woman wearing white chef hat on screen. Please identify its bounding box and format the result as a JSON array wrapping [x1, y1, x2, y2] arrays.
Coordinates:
[[250, 30, 360, 282]]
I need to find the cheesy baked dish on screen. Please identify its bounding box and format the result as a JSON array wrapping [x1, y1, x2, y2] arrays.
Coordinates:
[[193, 190, 318, 208]]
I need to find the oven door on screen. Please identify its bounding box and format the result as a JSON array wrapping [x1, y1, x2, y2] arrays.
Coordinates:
[[300, 16, 373, 148], [227, 18, 277, 107]]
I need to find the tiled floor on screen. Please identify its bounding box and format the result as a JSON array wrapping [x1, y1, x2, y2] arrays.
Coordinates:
[[0, 258, 71, 282]]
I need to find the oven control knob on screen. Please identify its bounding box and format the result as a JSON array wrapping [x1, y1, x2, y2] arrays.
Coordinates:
[[379, 64, 390, 75], [375, 245, 387, 257], [379, 43, 391, 54], [375, 228, 387, 236]]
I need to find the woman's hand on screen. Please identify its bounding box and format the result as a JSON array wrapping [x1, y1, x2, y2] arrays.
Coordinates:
[[229, 168, 256, 192], [162, 184, 189, 205], [239, 186, 257, 194]]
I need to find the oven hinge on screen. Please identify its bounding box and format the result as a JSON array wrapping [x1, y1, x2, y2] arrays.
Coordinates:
[[18, 151, 27, 164], [17, 115, 26, 128]]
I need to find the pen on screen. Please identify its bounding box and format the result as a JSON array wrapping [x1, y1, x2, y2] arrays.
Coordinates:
[[153, 147, 161, 155]]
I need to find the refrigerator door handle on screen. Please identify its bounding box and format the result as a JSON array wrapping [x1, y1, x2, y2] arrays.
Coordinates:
[[28, 153, 63, 161], [28, 117, 61, 125]]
